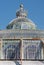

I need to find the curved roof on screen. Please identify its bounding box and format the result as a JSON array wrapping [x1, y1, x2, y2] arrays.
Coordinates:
[[6, 4, 37, 30], [6, 17, 37, 30]]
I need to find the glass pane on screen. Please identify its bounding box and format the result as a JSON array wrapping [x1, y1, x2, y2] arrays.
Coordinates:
[[22, 40, 42, 59], [2, 39, 21, 60]]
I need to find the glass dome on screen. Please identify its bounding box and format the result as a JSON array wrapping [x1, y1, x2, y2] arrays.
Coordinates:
[[6, 4, 37, 30], [6, 17, 36, 30]]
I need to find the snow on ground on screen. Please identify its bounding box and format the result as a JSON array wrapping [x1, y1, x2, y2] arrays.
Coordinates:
[[0, 61, 44, 65], [22, 61, 44, 65], [0, 61, 16, 65]]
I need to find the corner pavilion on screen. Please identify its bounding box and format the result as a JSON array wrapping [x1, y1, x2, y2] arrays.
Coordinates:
[[0, 4, 44, 61]]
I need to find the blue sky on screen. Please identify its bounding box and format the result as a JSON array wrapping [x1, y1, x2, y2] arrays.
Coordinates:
[[0, 0, 44, 30]]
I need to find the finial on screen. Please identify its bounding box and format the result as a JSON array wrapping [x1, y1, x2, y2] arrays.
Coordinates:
[[20, 4, 24, 9], [16, 4, 27, 18]]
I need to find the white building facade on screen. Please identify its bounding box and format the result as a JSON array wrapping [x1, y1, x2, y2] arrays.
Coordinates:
[[0, 4, 44, 65]]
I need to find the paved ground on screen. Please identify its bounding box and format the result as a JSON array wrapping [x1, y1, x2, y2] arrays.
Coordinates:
[[0, 61, 44, 65]]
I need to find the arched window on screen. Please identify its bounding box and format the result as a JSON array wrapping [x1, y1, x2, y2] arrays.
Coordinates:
[[23, 40, 42, 59], [2, 39, 21, 60]]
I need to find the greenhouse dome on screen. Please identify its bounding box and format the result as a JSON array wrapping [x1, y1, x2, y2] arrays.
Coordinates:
[[6, 4, 37, 30]]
